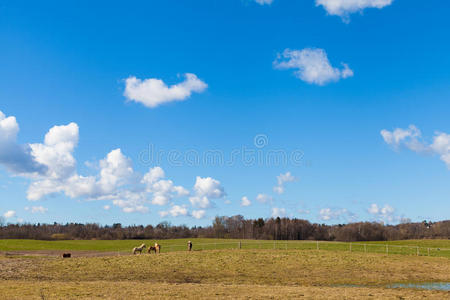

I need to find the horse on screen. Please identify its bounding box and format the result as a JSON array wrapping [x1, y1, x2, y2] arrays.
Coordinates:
[[147, 246, 156, 254], [132, 243, 146, 255], [155, 243, 161, 254], [187, 241, 192, 251]]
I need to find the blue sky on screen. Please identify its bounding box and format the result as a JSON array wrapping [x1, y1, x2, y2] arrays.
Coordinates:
[[1, 0, 449, 226]]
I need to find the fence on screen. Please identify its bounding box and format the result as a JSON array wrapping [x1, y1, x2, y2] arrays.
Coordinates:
[[148, 240, 450, 258]]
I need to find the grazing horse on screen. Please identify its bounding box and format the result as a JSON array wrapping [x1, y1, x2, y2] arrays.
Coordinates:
[[132, 243, 146, 255]]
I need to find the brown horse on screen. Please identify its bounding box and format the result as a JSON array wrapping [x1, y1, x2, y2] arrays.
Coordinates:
[[148, 243, 161, 254]]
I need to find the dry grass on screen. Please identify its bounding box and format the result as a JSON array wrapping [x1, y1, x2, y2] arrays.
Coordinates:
[[1, 249, 449, 299], [1, 281, 449, 300]]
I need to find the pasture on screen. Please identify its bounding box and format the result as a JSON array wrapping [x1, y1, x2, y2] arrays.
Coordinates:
[[0, 239, 449, 299]]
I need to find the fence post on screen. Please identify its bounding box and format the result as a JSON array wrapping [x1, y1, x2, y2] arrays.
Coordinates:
[[364, 244, 367, 253], [386, 245, 389, 255], [316, 241, 319, 250], [417, 247, 419, 256], [239, 241, 242, 249], [350, 243, 352, 252], [427, 248, 430, 256]]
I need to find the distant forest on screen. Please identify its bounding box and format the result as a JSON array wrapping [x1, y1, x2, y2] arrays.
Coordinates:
[[0, 216, 449, 242]]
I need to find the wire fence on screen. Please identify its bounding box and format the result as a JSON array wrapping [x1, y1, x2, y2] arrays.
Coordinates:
[[141, 240, 450, 258]]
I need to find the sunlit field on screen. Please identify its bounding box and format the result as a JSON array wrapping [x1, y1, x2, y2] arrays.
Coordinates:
[[1, 239, 449, 299]]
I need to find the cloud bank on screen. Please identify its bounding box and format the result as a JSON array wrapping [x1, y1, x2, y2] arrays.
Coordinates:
[[0, 110, 225, 217]]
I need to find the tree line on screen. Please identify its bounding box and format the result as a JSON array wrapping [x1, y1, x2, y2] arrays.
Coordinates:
[[0, 216, 448, 242]]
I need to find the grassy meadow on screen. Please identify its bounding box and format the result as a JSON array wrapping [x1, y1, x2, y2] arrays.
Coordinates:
[[0, 239, 449, 299], [1, 238, 449, 258]]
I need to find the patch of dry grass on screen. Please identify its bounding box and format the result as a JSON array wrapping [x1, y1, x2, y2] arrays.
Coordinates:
[[1, 281, 450, 299], [0, 249, 449, 299]]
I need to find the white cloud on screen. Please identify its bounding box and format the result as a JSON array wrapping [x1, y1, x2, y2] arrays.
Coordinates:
[[256, 193, 273, 203], [316, 0, 393, 21], [122, 205, 149, 214], [380, 125, 425, 152], [124, 73, 207, 108], [254, 0, 273, 5], [191, 209, 206, 219], [159, 205, 188, 217], [241, 196, 251, 207], [0, 111, 46, 174], [274, 48, 353, 85], [3, 210, 16, 218], [189, 196, 211, 209], [25, 206, 48, 214], [368, 203, 399, 223], [430, 132, 450, 168], [381, 125, 450, 168], [1, 110, 231, 216], [273, 172, 296, 194], [319, 208, 355, 222], [169, 205, 188, 217], [193, 176, 225, 198], [271, 207, 286, 218], [189, 176, 226, 208]]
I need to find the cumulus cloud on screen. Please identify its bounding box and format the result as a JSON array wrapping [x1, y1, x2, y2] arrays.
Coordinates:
[[316, 0, 393, 21], [0, 110, 197, 214], [256, 193, 273, 203], [25, 206, 48, 214], [189, 176, 226, 208], [274, 48, 353, 85], [193, 176, 225, 198], [3, 210, 16, 218], [160, 205, 188, 217], [143, 167, 189, 206], [0, 111, 47, 174], [241, 196, 251, 207], [271, 207, 287, 218], [124, 73, 207, 108], [381, 125, 450, 168], [368, 204, 400, 224], [191, 209, 206, 219], [1, 110, 230, 216], [273, 172, 295, 194]]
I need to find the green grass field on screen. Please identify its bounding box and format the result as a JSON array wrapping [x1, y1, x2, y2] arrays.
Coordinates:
[[1, 238, 449, 258]]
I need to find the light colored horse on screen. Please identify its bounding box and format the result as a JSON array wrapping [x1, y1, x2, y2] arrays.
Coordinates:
[[154, 243, 161, 254], [132, 243, 146, 255]]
